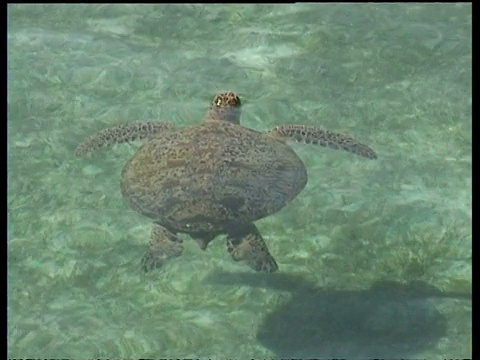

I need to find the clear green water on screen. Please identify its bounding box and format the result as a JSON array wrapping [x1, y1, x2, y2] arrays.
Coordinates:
[[8, 4, 471, 358]]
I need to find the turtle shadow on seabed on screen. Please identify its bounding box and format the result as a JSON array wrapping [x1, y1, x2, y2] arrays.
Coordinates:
[[205, 272, 470, 358]]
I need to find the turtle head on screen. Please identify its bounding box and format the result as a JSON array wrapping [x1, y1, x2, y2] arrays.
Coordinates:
[[204, 91, 242, 124]]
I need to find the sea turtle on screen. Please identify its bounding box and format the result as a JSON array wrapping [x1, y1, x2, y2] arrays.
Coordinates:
[[75, 91, 377, 273]]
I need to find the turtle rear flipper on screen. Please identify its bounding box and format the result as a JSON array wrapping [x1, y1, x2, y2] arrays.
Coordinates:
[[75, 121, 176, 157], [141, 224, 183, 272], [265, 124, 377, 160], [227, 223, 278, 273]]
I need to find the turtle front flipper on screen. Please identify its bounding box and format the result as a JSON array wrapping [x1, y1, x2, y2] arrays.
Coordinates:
[[226, 223, 278, 273], [265, 124, 377, 160], [75, 121, 176, 157], [141, 224, 184, 272]]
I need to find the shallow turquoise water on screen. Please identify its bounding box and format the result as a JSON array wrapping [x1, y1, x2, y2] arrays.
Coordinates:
[[8, 4, 471, 358]]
